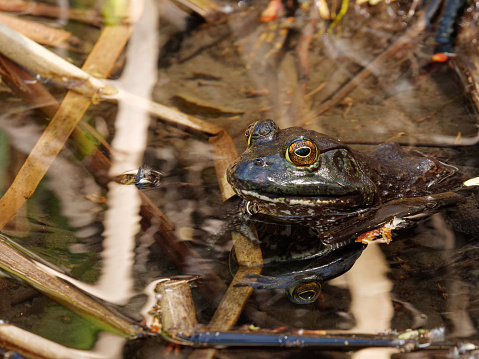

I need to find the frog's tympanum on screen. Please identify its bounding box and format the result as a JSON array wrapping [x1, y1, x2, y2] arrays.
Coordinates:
[[227, 119, 476, 304]]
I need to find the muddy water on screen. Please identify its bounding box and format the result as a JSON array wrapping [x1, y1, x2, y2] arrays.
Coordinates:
[[0, 0, 478, 358]]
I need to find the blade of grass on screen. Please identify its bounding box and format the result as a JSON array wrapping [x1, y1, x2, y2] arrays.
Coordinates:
[[0, 235, 142, 337], [209, 131, 238, 201], [0, 22, 117, 96], [0, 13, 72, 46], [0, 323, 96, 359], [0, 0, 104, 26]]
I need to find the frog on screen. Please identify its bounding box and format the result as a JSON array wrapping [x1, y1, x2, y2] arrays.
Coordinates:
[[227, 119, 471, 247], [226, 119, 477, 303]]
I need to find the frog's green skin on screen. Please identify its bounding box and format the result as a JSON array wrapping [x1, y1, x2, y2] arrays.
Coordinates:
[[227, 119, 465, 245]]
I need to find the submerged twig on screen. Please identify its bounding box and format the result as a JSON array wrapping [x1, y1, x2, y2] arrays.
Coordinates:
[[176, 328, 449, 351], [0, 53, 59, 117], [450, 56, 479, 116]]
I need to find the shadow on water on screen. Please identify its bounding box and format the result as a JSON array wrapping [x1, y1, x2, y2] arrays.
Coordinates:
[[0, 0, 478, 358]]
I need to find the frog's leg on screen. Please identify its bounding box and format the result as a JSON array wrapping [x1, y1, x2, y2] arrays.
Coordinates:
[[236, 273, 304, 290], [220, 197, 262, 243], [232, 222, 261, 244], [322, 191, 467, 248]]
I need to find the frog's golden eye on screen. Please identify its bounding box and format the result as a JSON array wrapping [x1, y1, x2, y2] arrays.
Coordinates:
[[288, 282, 321, 304], [286, 138, 318, 166]]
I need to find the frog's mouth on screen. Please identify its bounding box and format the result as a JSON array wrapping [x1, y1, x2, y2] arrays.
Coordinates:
[[236, 189, 372, 209]]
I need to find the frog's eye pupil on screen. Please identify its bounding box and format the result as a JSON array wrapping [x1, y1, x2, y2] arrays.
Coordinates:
[[299, 290, 316, 301], [295, 147, 311, 157], [286, 139, 317, 166]]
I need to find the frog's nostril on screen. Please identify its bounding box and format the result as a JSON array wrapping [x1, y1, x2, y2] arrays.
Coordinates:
[[254, 158, 266, 167]]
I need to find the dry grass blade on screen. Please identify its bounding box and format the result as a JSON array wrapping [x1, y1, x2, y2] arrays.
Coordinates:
[[0, 235, 141, 337], [208, 132, 263, 265], [0, 0, 104, 26], [0, 323, 94, 359], [0, 22, 117, 96], [0, 12, 71, 46], [209, 131, 238, 201], [0, 21, 224, 134], [125, 92, 224, 135]]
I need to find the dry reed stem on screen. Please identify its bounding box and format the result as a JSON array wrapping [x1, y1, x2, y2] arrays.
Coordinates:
[[0, 323, 93, 359], [0, 12, 71, 46]]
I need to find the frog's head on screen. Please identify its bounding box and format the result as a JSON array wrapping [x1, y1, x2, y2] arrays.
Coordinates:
[[227, 120, 377, 218]]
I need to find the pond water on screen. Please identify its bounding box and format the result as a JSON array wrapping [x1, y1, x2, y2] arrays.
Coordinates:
[[0, 0, 478, 358]]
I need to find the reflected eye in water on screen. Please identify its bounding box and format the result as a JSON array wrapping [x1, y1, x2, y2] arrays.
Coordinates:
[[288, 282, 321, 304], [286, 138, 318, 166]]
